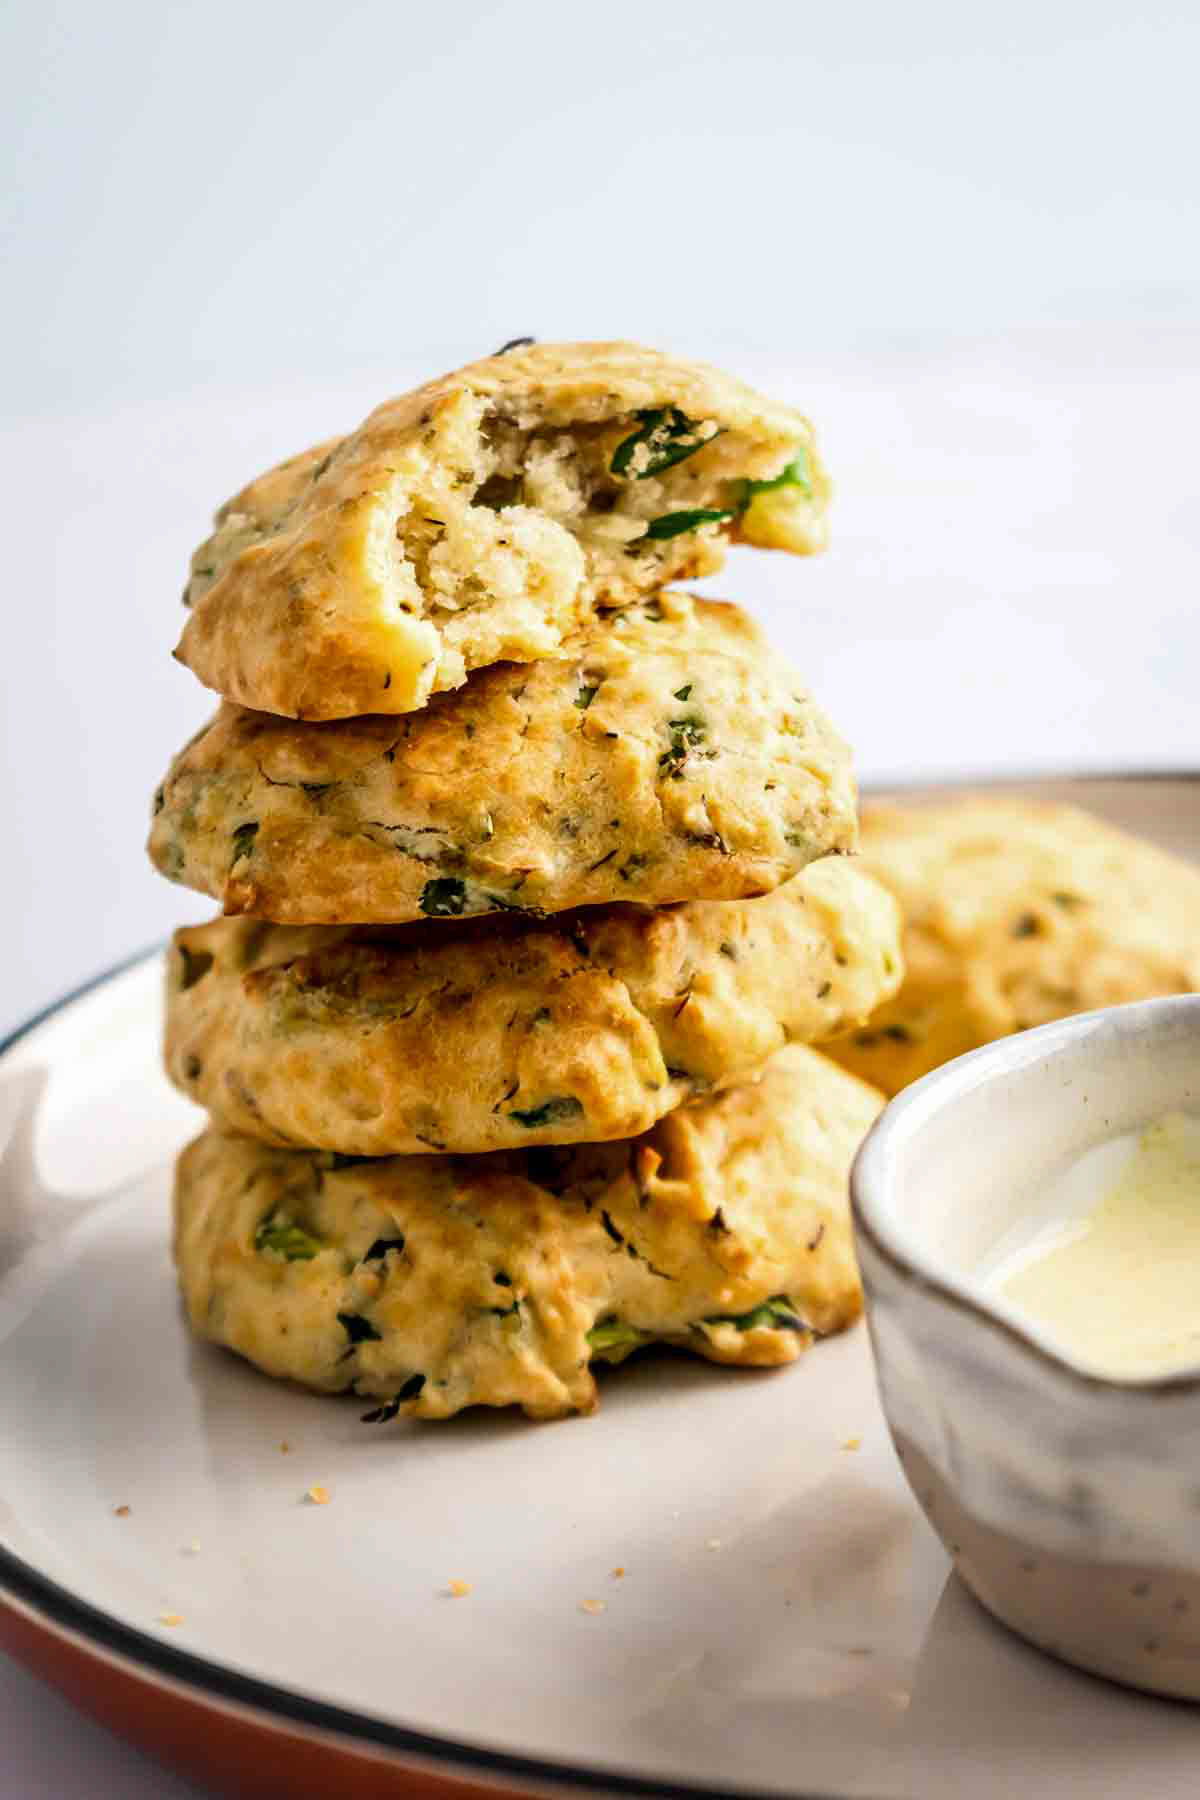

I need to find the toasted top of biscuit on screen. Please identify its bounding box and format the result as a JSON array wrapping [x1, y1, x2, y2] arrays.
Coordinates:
[[826, 796, 1200, 1095], [151, 593, 857, 923], [176, 341, 829, 719]]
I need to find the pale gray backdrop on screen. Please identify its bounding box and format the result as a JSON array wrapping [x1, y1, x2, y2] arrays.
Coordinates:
[[2, 1, 1199, 1792], [4, 0, 1199, 1043]]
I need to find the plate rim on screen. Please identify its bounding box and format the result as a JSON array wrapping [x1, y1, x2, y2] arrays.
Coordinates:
[[4, 766, 1198, 1799]]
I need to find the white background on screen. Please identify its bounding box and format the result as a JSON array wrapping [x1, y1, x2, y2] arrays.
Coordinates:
[[2, 1, 1199, 1792]]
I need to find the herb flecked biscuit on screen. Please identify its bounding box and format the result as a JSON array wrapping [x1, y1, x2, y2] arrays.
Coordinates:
[[164, 859, 901, 1155], [176, 341, 830, 719], [826, 797, 1200, 1096], [173, 1046, 884, 1422], [150, 593, 857, 924]]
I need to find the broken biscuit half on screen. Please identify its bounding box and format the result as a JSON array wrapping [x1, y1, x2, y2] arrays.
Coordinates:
[[176, 341, 830, 719]]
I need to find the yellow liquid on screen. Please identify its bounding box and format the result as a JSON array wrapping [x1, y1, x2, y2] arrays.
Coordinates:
[[1000, 1113, 1200, 1378]]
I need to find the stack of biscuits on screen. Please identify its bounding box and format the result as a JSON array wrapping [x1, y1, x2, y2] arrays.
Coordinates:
[[148, 341, 902, 1421]]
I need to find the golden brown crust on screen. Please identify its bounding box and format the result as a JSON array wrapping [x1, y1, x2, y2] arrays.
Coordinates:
[[172, 1046, 884, 1421], [163, 859, 902, 1154], [150, 593, 857, 923], [175, 342, 830, 718], [826, 797, 1200, 1095]]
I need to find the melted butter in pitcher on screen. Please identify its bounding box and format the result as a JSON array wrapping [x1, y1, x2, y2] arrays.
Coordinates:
[[998, 1113, 1200, 1379]]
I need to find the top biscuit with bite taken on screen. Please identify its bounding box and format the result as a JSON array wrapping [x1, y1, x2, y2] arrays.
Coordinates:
[[176, 341, 830, 720]]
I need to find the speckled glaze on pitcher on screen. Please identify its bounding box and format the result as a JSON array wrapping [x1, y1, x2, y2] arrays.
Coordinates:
[[852, 993, 1200, 1702]]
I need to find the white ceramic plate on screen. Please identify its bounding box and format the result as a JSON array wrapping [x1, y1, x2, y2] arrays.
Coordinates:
[[3, 777, 1200, 1800]]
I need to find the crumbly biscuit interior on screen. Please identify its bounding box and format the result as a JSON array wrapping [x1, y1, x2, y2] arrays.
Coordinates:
[[400, 395, 823, 676], [190, 390, 825, 699]]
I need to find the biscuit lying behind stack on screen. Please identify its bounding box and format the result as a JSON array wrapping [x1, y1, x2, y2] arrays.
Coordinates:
[[151, 340, 899, 1421], [827, 796, 1200, 1096]]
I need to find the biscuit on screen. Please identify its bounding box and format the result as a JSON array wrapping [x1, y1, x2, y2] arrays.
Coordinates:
[[164, 858, 901, 1154], [176, 341, 830, 719], [173, 1046, 883, 1421], [826, 797, 1200, 1095], [150, 593, 857, 923]]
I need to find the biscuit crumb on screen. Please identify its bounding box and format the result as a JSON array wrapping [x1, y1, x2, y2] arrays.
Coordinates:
[[705, 1537, 723, 1551], [182, 1542, 201, 1556], [305, 1484, 331, 1505], [841, 1436, 862, 1452], [580, 1598, 607, 1615], [448, 1580, 472, 1598], [611, 1566, 626, 1579], [279, 1441, 291, 1453], [113, 1505, 131, 1518], [158, 1612, 183, 1628]]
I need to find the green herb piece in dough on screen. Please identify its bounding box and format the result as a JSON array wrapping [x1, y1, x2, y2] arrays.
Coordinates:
[[610, 408, 719, 479], [337, 1312, 383, 1345], [507, 1095, 585, 1130], [418, 875, 526, 917], [702, 1293, 809, 1334], [254, 1212, 322, 1261], [639, 507, 735, 543], [361, 1373, 426, 1422], [735, 451, 812, 510], [587, 1317, 654, 1357], [658, 715, 706, 779], [419, 877, 468, 917]]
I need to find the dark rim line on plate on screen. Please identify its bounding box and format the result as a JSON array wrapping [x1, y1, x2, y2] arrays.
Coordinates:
[[1, 767, 1195, 1797], [0, 946, 852, 1800]]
